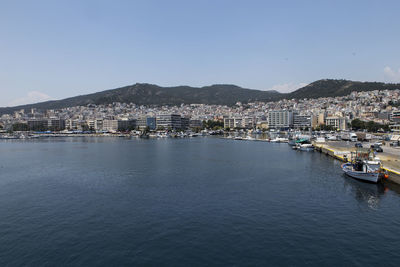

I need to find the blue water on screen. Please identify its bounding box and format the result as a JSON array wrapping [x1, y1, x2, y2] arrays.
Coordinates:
[[0, 137, 399, 266]]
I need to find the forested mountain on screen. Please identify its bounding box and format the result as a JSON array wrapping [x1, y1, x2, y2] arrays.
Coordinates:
[[1, 79, 399, 115]]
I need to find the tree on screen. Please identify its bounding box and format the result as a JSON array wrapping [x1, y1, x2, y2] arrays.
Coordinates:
[[203, 120, 224, 129], [351, 118, 390, 133], [351, 119, 365, 130], [12, 123, 29, 131]]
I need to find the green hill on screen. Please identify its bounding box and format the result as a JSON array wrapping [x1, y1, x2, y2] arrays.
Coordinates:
[[287, 79, 400, 99], [0, 83, 280, 114], [1, 79, 399, 115]]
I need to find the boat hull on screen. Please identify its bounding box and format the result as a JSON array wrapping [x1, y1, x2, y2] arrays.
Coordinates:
[[342, 163, 380, 183], [298, 147, 314, 151]]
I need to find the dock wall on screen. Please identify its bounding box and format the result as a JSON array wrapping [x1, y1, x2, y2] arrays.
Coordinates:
[[314, 144, 400, 184]]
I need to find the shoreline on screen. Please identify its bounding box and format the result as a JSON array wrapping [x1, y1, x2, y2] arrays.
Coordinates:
[[2, 134, 399, 185], [313, 143, 400, 184]]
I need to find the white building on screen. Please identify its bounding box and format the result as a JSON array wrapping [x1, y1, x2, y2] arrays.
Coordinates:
[[325, 117, 347, 130], [268, 110, 293, 129], [103, 119, 118, 132]]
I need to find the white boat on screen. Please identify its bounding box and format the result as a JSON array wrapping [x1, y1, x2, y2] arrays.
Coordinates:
[[341, 161, 381, 183], [270, 137, 288, 143], [341, 148, 386, 183], [297, 143, 314, 151]]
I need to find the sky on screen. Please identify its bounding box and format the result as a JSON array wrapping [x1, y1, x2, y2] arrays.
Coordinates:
[[1, 0, 400, 107]]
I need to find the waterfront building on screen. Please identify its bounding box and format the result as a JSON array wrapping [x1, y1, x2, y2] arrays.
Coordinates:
[[317, 113, 325, 125], [268, 110, 293, 129], [137, 117, 157, 130], [103, 119, 118, 132], [156, 114, 181, 129], [390, 111, 400, 123], [27, 118, 64, 131], [46, 118, 65, 131], [242, 117, 255, 129], [293, 114, 312, 129], [27, 119, 46, 131], [189, 119, 202, 129], [136, 117, 147, 129], [117, 119, 136, 131], [146, 117, 157, 130], [181, 117, 190, 130], [325, 116, 347, 130], [95, 119, 103, 132], [86, 120, 95, 130], [223, 118, 235, 129]]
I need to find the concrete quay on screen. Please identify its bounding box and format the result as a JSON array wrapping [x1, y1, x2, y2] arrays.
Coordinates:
[[314, 141, 400, 184]]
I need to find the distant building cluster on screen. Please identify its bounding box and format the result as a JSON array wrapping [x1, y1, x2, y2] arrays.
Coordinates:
[[1, 89, 400, 132]]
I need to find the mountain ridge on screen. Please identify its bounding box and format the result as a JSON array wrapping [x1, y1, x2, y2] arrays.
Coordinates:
[[1, 79, 399, 115]]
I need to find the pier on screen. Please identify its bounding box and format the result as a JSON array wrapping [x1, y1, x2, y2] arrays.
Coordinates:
[[314, 142, 400, 184]]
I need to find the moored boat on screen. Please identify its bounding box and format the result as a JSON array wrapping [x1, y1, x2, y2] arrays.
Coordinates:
[[341, 161, 381, 183], [341, 148, 387, 183], [297, 143, 314, 151]]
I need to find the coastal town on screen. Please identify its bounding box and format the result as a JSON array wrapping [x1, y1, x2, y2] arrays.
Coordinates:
[[0, 88, 399, 134], [2, 87, 399, 182]]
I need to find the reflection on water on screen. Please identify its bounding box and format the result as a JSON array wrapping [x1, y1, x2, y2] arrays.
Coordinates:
[[342, 175, 386, 210]]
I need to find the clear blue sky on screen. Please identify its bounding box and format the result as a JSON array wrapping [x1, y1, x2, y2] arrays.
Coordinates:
[[1, 0, 400, 107]]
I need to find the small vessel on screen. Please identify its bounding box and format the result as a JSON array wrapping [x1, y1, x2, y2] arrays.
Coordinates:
[[341, 148, 387, 183], [294, 139, 314, 151], [297, 143, 314, 151], [270, 137, 288, 143]]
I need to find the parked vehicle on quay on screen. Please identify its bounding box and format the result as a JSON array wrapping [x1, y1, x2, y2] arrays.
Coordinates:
[[326, 134, 338, 141], [370, 144, 383, 152], [341, 132, 358, 142], [356, 132, 372, 141], [355, 142, 363, 148]]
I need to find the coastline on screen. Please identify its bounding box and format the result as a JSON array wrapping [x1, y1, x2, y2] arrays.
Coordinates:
[[313, 143, 400, 184], [2, 133, 399, 185]]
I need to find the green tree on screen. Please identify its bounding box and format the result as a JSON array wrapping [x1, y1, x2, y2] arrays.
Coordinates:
[[12, 123, 29, 131], [203, 120, 223, 129], [351, 119, 365, 130]]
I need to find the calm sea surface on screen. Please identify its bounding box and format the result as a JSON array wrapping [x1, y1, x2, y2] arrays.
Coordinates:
[[1, 137, 400, 266]]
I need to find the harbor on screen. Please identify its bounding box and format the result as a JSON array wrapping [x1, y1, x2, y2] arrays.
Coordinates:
[[313, 141, 400, 184], [2, 129, 399, 184], [223, 130, 400, 184], [1, 136, 400, 265]]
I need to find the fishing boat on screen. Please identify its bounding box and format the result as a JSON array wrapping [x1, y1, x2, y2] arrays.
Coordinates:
[[294, 138, 314, 151], [341, 148, 387, 183], [297, 143, 314, 151], [270, 137, 288, 143]]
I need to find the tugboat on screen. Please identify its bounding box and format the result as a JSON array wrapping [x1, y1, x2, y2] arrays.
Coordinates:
[[341, 148, 387, 183]]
